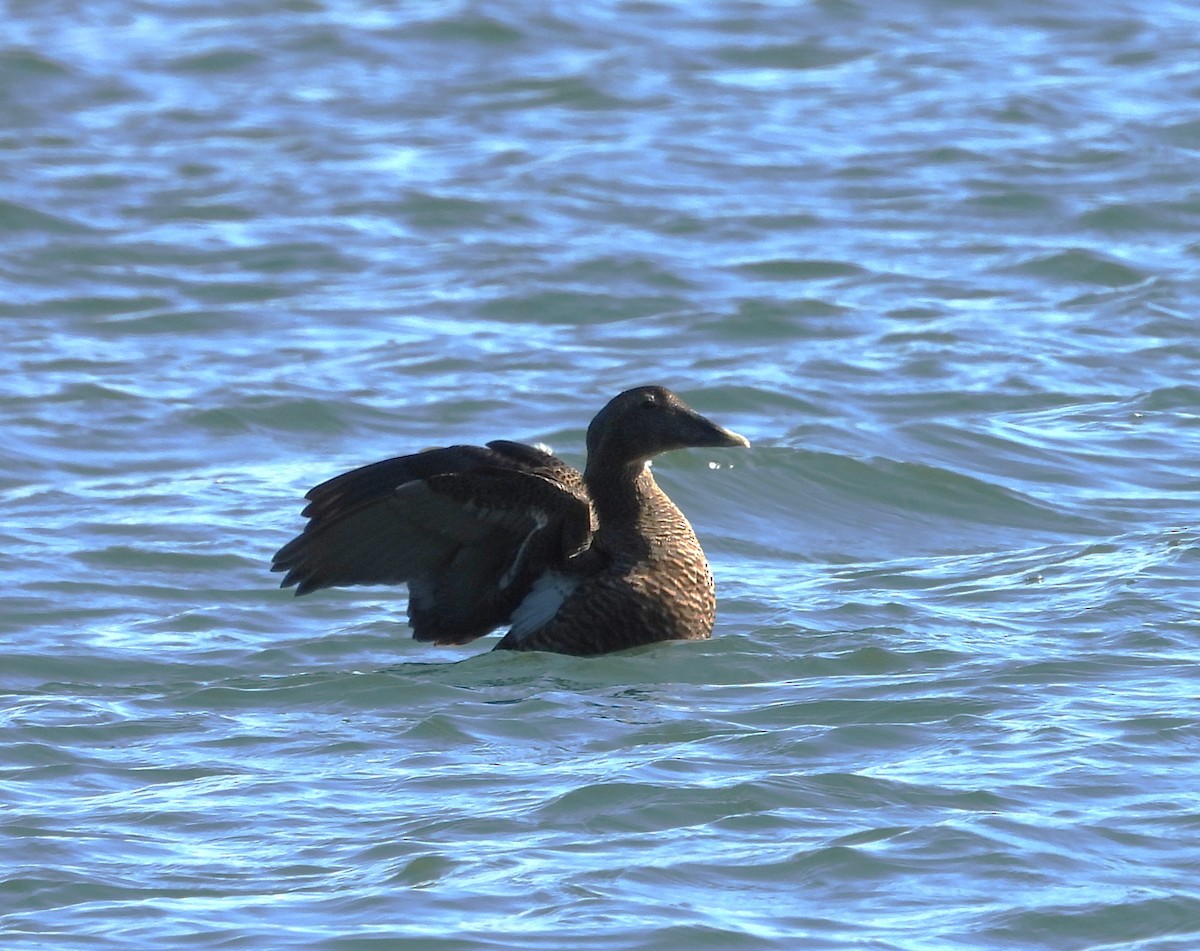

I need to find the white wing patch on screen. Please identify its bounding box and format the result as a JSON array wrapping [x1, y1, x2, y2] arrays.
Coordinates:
[[508, 570, 580, 642]]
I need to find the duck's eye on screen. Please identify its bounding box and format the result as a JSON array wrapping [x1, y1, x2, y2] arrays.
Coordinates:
[[641, 397, 656, 409]]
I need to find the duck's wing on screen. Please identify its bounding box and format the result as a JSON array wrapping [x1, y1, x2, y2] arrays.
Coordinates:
[[272, 442, 594, 645]]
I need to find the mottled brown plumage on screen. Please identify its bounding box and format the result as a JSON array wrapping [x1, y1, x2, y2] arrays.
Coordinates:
[[271, 386, 749, 656]]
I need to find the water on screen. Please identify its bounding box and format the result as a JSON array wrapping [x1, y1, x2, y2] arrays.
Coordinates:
[[3, 0, 1200, 947]]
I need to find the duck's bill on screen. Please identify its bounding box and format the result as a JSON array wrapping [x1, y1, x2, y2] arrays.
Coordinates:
[[679, 409, 751, 449]]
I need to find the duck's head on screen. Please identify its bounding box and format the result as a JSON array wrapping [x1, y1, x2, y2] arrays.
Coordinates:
[[585, 385, 750, 473]]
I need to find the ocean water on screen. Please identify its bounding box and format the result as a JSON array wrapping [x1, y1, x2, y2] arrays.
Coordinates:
[[3, 0, 1200, 947]]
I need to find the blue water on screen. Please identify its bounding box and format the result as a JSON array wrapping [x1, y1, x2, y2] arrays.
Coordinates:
[[3, 1, 1200, 947]]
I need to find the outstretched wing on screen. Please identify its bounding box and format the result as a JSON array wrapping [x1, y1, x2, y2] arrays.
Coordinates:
[[271, 442, 594, 644]]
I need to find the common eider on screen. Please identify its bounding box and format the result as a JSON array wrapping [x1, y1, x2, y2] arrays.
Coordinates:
[[271, 385, 750, 656]]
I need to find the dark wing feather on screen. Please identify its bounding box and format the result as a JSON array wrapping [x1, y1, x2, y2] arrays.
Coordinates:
[[298, 446, 500, 521], [272, 442, 594, 644]]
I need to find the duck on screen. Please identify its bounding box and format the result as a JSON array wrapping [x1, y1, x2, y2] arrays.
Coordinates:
[[271, 385, 750, 656]]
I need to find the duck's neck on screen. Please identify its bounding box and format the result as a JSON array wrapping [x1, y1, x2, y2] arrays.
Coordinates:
[[584, 458, 658, 524]]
